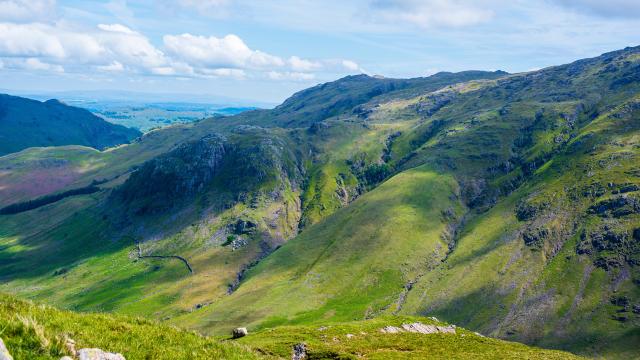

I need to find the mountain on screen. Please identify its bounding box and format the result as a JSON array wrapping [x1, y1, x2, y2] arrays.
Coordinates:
[[0, 47, 639, 359], [0, 94, 141, 156]]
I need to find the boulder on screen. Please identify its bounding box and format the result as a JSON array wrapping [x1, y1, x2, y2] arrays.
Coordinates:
[[78, 348, 125, 360], [0, 337, 13, 360], [232, 327, 248, 339], [401, 323, 439, 334], [292, 343, 307, 360], [381, 322, 456, 335]]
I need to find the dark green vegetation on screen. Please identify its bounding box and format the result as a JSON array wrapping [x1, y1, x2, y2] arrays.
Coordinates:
[[0, 293, 580, 359], [0, 185, 99, 215], [0, 94, 141, 156], [1, 47, 640, 359]]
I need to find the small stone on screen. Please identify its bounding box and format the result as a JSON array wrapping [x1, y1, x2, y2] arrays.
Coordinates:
[[64, 338, 77, 357], [0, 337, 13, 360], [292, 343, 306, 360], [232, 327, 248, 339], [78, 348, 125, 360], [345, 333, 355, 339]]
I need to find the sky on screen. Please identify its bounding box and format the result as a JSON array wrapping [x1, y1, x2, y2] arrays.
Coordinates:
[[0, 0, 639, 104]]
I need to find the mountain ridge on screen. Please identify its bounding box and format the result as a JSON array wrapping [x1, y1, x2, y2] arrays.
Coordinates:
[[0, 47, 639, 359]]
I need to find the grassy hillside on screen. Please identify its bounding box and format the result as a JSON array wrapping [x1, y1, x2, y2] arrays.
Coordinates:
[[0, 293, 259, 360], [0, 95, 141, 156], [0, 48, 639, 359], [0, 293, 581, 360]]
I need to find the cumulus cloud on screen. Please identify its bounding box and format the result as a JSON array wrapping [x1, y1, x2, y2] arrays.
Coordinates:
[[368, 0, 493, 28], [288, 56, 322, 72], [163, 33, 284, 69], [0, 18, 361, 81]]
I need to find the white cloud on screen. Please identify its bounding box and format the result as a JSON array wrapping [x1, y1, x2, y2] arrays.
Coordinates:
[[268, 71, 315, 81], [0, 0, 56, 22], [0, 23, 67, 58], [97, 61, 124, 72], [97, 23, 136, 34], [2, 57, 64, 72], [0, 18, 361, 81], [163, 33, 284, 69], [289, 56, 322, 72], [24, 57, 64, 72], [341, 60, 360, 71], [200, 68, 246, 78]]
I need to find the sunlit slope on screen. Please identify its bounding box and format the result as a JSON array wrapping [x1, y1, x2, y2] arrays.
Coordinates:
[[176, 166, 464, 331], [399, 96, 640, 359], [0, 293, 259, 360]]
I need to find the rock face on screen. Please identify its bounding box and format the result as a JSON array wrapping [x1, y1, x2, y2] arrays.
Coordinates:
[[0, 337, 13, 360], [380, 322, 456, 335], [232, 327, 248, 339], [78, 348, 126, 360], [115, 135, 226, 214]]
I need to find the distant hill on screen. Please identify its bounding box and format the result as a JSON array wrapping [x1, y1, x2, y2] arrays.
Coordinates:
[[0, 94, 141, 156]]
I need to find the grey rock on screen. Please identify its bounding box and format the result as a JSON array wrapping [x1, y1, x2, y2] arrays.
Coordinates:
[[381, 322, 456, 335], [232, 327, 248, 339], [78, 348, 125, 360], [0, 337, 13, 360], [292, 343, 307, 360]]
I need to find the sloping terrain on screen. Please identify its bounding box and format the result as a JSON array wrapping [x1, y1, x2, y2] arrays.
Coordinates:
[[0, 94, 141, 156], [0, 293, 259, 360], [0, 293, 581, 360], [0, 47, 639, 359]]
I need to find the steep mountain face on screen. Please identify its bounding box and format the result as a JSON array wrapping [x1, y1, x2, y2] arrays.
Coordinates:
[[0, 94, 141, 156], [0, 48, 639, 359]]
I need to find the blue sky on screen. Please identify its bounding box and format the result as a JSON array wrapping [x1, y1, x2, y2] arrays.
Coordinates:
[[0, 0, 639, 104]]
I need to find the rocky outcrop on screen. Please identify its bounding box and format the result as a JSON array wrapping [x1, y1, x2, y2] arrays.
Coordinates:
[[0, 337, 13, 360], [588, 194, 640, 218], [114, 135, 226, 214], [380, 322, 456, 334]]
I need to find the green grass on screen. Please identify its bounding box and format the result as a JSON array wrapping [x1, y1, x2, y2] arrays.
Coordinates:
[[237, 316, 584, 359], [0, 293, 260, 360], [0, 293, 582, 360]]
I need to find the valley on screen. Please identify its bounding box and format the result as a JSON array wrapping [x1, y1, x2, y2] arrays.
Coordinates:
[[0, 47, 639, 359]]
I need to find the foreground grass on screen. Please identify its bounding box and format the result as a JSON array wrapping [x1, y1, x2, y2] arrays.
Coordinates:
[[236, 316, 583, 359], [0, 293, 260, 360], [0, 294, 582, 360]]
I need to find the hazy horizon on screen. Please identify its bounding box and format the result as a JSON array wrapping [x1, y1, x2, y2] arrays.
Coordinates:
[[1, 0, 639, 103]]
